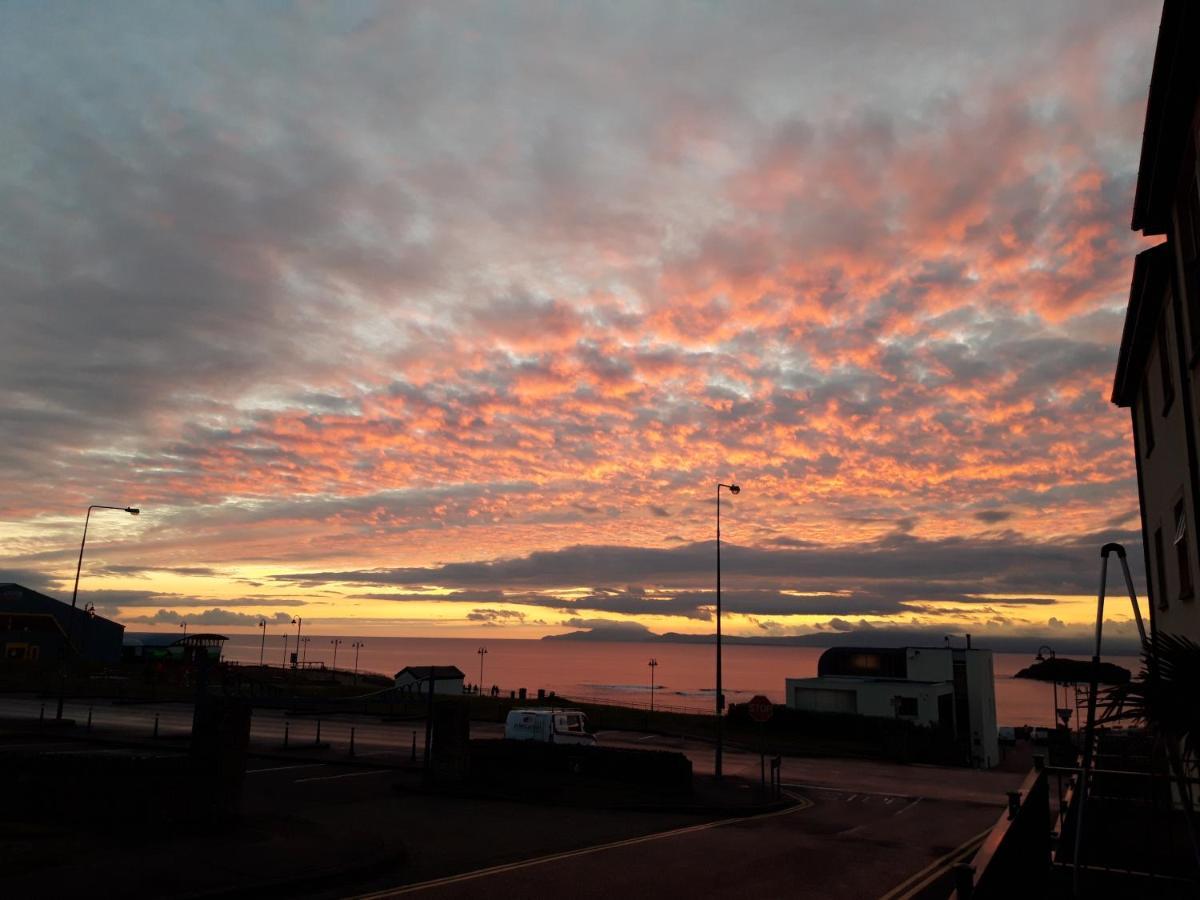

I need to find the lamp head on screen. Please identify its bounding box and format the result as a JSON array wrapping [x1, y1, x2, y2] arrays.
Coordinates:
[[125, 507, 140, 515], [729, 484, 740, 494]]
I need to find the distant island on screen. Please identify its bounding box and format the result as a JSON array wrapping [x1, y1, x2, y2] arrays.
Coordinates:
[[1013, 657, 1131, 685], [543, 625, 1143, 657]]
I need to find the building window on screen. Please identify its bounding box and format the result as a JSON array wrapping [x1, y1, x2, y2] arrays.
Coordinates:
[[1159, 319, 1175, 414], [1175, 501, 1193, 601], [1142, 380, 1155, 455], [1155, 527, 1169, 610], [895, 696, 919, 717]]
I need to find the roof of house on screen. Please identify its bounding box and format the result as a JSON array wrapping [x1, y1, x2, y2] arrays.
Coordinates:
[[0, 583, 123, 636], [1112, 242, 1173, 407], [394, 665, 465, 680], [1131, 0, 1200, 235]]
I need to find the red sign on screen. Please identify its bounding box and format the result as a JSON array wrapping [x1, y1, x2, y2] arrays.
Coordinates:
[[747, 694, 774, 723]]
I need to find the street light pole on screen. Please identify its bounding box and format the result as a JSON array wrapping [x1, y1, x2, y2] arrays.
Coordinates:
[[292, 617, 302, 669], [258, 621, 267, 667], [180, 621, 187, 639], [352, 641, 364, 683], [649, 658, 658, 712], [58, 504, 140, 720], [715, 481, 740, 780], [1036, 645, 1057, 730], [300, 636, 310, 665], [331, 638, 342, 672], [478, 646, 488, 695]]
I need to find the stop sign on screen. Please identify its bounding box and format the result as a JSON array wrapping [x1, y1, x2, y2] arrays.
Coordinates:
[[748, 694, 774, 723]]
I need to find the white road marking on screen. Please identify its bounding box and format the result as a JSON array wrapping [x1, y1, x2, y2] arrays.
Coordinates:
[[246, 763, 328, 775], [295, 769, 391, 783], [349, 798, 814, 898]]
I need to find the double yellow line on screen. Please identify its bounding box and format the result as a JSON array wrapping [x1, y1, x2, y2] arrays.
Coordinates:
[[349, 795, 812, 898], [877, 827, 991, 900]]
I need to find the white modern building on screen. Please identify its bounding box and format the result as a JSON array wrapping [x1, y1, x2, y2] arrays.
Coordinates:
[[394, 664, 466, 695], [785, 644, 999, 768]]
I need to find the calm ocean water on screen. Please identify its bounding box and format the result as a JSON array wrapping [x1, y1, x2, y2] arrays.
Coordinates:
[[215, 633, 1139, 728]]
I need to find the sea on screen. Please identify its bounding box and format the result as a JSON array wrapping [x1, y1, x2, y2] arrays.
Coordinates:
[[215, 633, 1141, 729]]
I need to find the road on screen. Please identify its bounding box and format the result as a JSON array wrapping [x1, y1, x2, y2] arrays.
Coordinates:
[[1, 695, 1015, 898]]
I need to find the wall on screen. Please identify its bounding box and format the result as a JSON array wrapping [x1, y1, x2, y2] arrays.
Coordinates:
[[785, 676, 951, 728]]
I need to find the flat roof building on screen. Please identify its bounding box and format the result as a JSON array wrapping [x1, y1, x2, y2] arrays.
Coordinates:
[[786, 644, 999, 768]]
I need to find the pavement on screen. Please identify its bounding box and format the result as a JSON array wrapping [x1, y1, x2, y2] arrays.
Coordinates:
[[0, 694, 1020, 899]]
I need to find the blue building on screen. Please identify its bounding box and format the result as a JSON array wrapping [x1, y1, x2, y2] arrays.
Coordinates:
[[0, 582, 124, 665]]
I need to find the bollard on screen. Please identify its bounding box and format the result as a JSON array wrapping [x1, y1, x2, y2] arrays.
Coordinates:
[[87, 706, 93, 731], [411, 730, 417, 761], [284, 722, 290, 748], [349, 726, 356, 757], [316, 719, 322, 745], [154, 713, 160, 739]]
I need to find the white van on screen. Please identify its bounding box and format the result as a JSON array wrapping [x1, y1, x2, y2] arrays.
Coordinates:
[[504, 708, 597, 745]]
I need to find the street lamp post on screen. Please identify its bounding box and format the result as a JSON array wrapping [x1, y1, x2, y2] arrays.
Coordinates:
[[292, 617, 302, 669], [715, 481, 740, 780], [280, 634, 287, 667], [331, 638, 343, 672], [258, 621, 267, 667], [58, 505, 140, 720], [1036, 645, 1057, 731], [649, 658, 658, 712], [477, 646, 488, 695], [352, 641, 364, 683], [180, 621, 188, 639], [300, 636, 310, 666]]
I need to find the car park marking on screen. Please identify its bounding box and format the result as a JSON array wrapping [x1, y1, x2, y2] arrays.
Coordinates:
[[349, 797, 813, 898]]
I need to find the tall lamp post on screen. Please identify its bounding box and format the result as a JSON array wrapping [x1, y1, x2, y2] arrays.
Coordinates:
[[352, 641, 364, 683], [1035, 645, 1058, 731], [477, 646, 488, 695], [292, 616, 302, 669], [715, 481, 740, 780], [180, 621, 188, 639], [300, 636, 311, 666], [331, 638, 343, 672], [258, 621, 267, 667], [648, 658, 658, 712], [58, 505, 140, 720]]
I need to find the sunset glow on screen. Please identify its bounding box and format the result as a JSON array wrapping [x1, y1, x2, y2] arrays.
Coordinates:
[[0, 1, 1162, 644]]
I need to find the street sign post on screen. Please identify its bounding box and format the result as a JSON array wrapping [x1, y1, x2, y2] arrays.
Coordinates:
[[747, 695, 774, 790], [748, 694, 774, 723]]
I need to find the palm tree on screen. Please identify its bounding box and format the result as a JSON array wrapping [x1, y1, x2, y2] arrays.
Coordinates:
[[1102, 633, 1200, 867]]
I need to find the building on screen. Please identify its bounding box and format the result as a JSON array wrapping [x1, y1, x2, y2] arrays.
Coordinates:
[[122, 633, 227, 665], [785, 645, 999, 768], [0, 582, 124, 665], [394, 665, 465, 695], [1112, 0, 1200, 645]]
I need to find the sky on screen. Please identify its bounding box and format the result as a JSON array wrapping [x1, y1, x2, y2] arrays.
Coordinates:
[[0, 0, 1164, 644]]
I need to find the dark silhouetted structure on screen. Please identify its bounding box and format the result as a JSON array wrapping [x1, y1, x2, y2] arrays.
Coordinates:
[[1113, 0, 1200, 646], [0, 583, 123, 664]]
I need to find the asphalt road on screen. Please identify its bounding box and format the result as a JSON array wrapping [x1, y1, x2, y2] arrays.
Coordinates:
[[1, 695, 1015, 898]]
